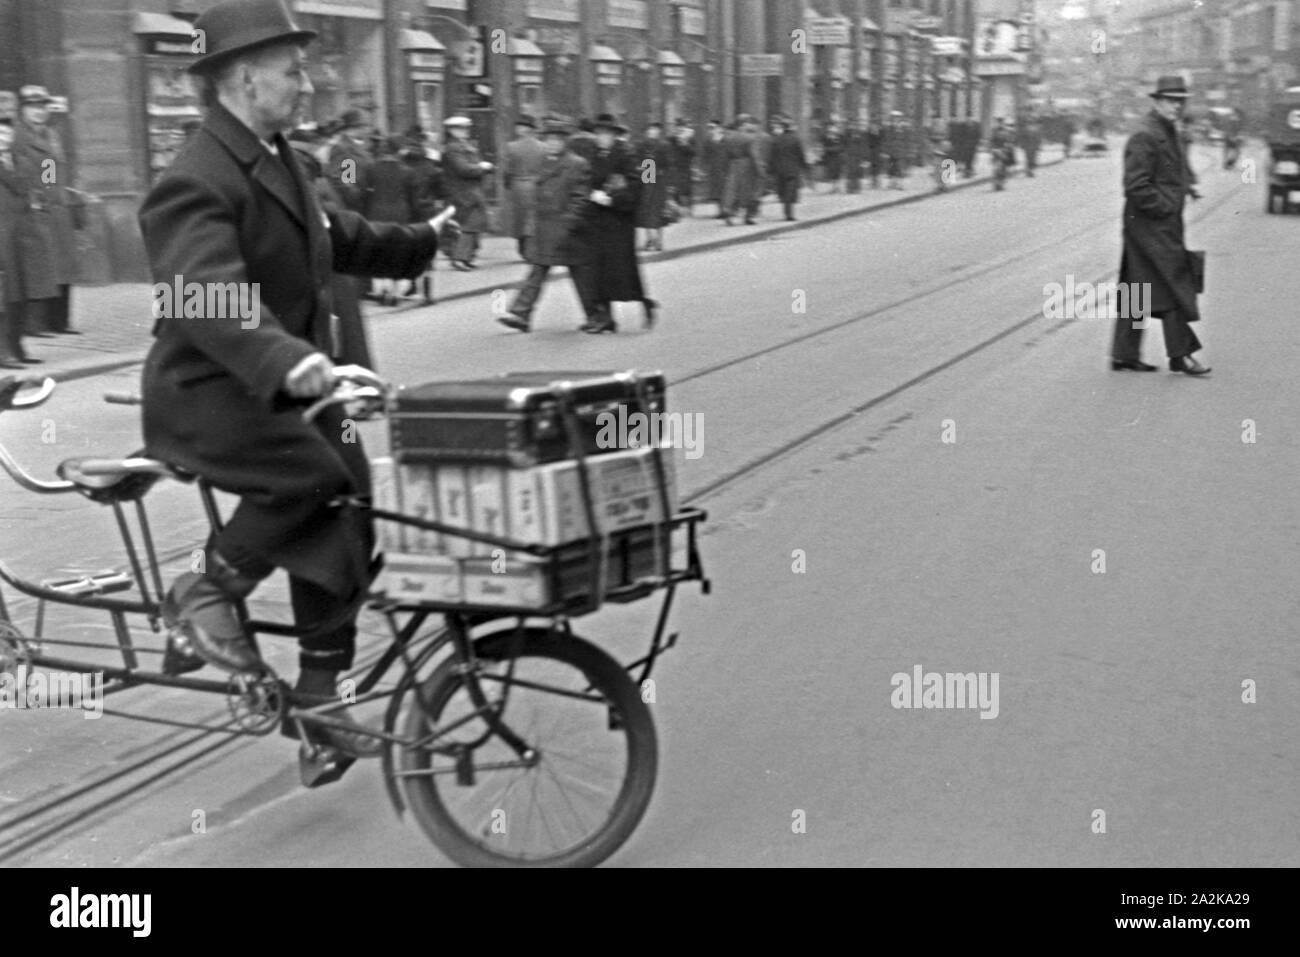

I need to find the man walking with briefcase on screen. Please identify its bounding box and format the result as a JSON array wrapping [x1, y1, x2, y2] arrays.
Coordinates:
[[1111, 75, 1210, 376]]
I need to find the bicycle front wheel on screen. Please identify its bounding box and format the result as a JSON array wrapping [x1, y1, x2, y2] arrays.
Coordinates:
[[397, 628, 657, 868]]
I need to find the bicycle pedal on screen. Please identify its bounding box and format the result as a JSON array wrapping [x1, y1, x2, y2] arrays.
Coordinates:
[[298, 742, 356, 788]]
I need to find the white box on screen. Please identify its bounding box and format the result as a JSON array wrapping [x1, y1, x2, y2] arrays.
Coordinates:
[[468, 465, 508, 557], [378, 553, 463, 603], [369, 457, 403, 552], [434, 464, 475, 557], [398, 463, 441, 553], [537, 447, 678, 544]]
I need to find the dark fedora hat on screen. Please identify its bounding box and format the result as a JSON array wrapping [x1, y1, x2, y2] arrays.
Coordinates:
[[1149, 75, 1190, 99], [540, 113, 573, 136], [188, 0, 317, 75], [337, 108, 365, 131], [515, 113, 537, 128], [592, 112, 626, 134]]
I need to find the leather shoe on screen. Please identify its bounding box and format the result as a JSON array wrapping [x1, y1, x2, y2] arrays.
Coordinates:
[[1170, 355, 1211, 375], [642, 298, 658, 330], [19, 357, 44, 364], [582, 319, 617, 334], [282, 698, 383, 758], [497, 313, 530, 332], [450, 260, 472, 271], [161, 570, 263, 673], [0, 360, 23, 370], [160, 630, 207, 676], [1111, 359, 1157, 371]]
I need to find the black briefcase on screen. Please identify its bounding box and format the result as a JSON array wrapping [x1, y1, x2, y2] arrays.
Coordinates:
[[389, 369, 668, 466]]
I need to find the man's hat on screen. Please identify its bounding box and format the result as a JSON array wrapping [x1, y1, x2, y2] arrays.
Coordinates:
[[540, 114, 573, 136], [592, 113, 626, 134], [18, 85, 53, 105], [1149, 75, 1190, 99], [515, 113, 537, 128], [338, 109, 365, 131], [443, 115, 472, 129], [187, 0, 317, 75]]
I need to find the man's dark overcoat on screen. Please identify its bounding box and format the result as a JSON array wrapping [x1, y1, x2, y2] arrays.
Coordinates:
[[1119, 109, 1200, 323], [138, 102, 438, 598]]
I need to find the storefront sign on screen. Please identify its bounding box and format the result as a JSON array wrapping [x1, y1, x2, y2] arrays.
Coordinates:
[[807, 17, 850, 45], [607, 0, 648, 30], [424, 0, 467, 10], [680, 7, 706, 36], [293, 0, 383, 19], [662, 66, 685, 87], [913, 16, 942, 33], [974, 57, 1026, 77], [931, 36, 963, 56], [739, 54, 784, 77], [455, 25, 487, 77], [527, 0, 580, 22], [595, 62, 623, 86]]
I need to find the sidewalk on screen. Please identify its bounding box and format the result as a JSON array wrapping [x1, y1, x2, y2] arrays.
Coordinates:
[[21, 145, 1066, 383]]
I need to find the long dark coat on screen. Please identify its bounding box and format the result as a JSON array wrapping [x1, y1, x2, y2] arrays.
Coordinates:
[[325, 134, 372, 213], [12, 120, 76, 292], [138, 102, 439, 598], [525, 150, 591, 267], [361, 155, 420, 223], [1119, 110, 1200, 323], [721, 130, 762, 210], [634, 138, 672, 228], [440, 138, 489, 233], [1, 157, 57, 304], [700, 131, 728, 202], [770, 131, 808, 204], [403, 151, 446, 221], [572, 143, 644, 302], [667, 133, 695, 200]]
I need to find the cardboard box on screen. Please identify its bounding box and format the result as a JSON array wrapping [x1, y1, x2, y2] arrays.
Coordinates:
[[398, 463, 441, 553], [369, 457, 403, 552], [434, 463, 475, 557], [379, 553, 463, 603]]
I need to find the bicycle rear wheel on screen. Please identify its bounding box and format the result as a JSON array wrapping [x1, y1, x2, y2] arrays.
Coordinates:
[[397, 628, 657, 868]]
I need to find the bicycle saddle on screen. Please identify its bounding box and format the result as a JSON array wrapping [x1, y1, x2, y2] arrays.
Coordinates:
[[56, 449, 194, 505]]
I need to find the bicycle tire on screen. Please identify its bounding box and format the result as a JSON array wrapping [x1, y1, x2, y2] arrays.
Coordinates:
[[397, 628, 657, 868]]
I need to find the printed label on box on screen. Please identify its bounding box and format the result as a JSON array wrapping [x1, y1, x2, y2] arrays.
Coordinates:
[[370, 457, 403, 551], [380, 553, 463, 602], [434, 464, 475, 557], [398, 464, 441, 553], [460, 556, 547, 608]]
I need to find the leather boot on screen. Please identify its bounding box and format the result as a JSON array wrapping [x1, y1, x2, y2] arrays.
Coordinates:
[[161, 554, 264, 673]]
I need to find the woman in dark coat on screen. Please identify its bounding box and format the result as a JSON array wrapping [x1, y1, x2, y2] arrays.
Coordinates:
[[634, 122, 672, 251], [402, 130, 448, 304], [700, 120, 728, 215], [362, 136, 421, 304], [570, 115, 654, 333]]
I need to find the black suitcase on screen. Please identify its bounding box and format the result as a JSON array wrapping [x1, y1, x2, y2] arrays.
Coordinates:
[[389, 369, 668, 467]]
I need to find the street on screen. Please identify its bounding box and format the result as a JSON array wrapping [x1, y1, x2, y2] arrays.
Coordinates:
[[2, 142, 1298, 867]]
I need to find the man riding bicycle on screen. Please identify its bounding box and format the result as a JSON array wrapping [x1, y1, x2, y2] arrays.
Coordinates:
[[137, 0, 454, 756]]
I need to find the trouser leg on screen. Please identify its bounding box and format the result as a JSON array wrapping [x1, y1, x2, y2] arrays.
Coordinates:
[[1111, 310, 1144, 363], [509, 264, 550, 318], [454, 231, 479, 263], [1159, 309, 1202, 360], [1, 302, 22, 359], [50, 285, 71, 332], [290, 575, 358, 673], [568, 262, 600, 321]]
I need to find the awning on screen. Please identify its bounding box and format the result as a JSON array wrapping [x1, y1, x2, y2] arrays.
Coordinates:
[[589, 44, 623, 62], [132, 12, 195, 36], [400, 29, 446, 52], [860, 17, 879, 30], [656, 50, 686, 67], [940, 67, 967, 84], [508, 38, 546, 57]]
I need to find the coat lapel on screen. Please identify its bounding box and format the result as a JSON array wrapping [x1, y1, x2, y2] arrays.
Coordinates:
[[204, 103, 307, 230]]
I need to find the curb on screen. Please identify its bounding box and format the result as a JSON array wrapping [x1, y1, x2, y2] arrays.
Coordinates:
[[46, 153, 1065, 386]]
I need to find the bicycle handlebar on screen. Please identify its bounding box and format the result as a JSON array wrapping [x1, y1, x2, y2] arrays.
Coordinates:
[[301, 365, 392, 424], [0, 376, 56, 412]]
